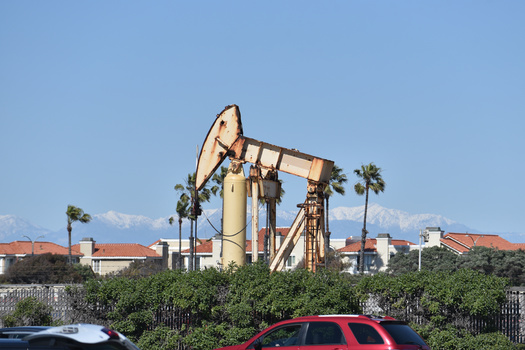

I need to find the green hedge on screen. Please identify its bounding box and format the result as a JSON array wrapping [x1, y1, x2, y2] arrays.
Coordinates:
[[76, 263, 517, 350]]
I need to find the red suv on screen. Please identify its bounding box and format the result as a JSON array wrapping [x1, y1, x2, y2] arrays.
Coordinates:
[[215, 315, 430, 350]]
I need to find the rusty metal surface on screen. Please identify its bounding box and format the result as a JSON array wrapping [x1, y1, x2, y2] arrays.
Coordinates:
[[269, 205, 306, 272], [195, 104, 334, 272], [196, 105, 334, 191], [229, 137, 334, 184], [195, 105, 243, 191]]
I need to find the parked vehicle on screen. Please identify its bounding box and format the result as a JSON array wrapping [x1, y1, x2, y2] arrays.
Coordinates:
[[0, 326, 50, 339], [0, 324, 141, 350], [214, 314, 430, 350]]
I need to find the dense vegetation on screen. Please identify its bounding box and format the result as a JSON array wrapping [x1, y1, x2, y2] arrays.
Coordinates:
[[388, 246, 525, 286], [65, 263, 521, 349], [2, 297, 53, 327], [79, 262, 360, 349], [3, 252, 524, 349], [357, 269, 522, 349], [0, 253, 93, 284]]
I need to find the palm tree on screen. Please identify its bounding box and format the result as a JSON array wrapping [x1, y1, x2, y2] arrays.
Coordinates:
[[325, 164, 347, 236], [324, 164, 347, 263], [175, 172, 218, 270], [169, 195, 190, 269], [66, 205, 92, 265], [354, 163, 385, 273], [210, 165, 229, 244], [211, 166, 229, 199]]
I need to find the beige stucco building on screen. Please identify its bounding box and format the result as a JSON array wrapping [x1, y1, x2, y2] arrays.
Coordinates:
[[337, 234, 418, 274], [74, 237, 164, 275], [152, 228, 348, 271], [0, 240, 82, 275]]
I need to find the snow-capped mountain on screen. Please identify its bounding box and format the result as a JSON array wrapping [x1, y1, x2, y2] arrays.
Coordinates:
[[0, 203, 514, 246], [0, 215, 50, 241], [329, 203, 465, 234], [40, 209, 221, 246], [94, 211, 171, 230]]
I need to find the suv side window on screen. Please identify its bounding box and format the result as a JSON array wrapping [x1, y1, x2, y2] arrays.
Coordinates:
[[347, 323, 384, 345], [304, 322, 346, 345], [380, 323, 427, 346], [251, 324, 302, 348]]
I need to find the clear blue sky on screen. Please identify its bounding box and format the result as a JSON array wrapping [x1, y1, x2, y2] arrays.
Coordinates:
[[1, 1, 524, 235]]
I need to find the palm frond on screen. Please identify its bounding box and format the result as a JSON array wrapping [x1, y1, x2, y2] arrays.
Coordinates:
[[354, 183, 365, 195]]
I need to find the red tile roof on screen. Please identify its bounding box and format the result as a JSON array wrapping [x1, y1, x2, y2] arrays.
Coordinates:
[[439, 238, 469, 254], [180, 239, 213, 254], [338, 239, 376, 253], [184, 229, 420, 255], [516, 243, 525, 250], [0, 241, 80, 256], [194, 240, 213, 253], [148, 239, 161, 248], [337, 238, 414, 253], [182, 227, 292, 254], [441, 233, 523, 253], [72, 243, 160, 258], [247, 227, 291, 252]]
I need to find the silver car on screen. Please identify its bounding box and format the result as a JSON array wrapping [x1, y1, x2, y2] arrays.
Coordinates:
[[1, 324, 141, 350]]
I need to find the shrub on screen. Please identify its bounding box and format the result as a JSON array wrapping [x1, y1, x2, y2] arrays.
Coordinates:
[[2, 297, 53, 327], [415, 325, 520, 350]]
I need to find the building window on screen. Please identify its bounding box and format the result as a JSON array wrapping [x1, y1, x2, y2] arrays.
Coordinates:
[[93, 260, 101, 274], [246, 255, 268, 265], [363, 255, 374, 271], [286, 256, 296, 267], [356, 255, 374, 271]]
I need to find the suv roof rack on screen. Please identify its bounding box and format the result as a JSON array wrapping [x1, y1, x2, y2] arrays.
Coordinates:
[[317, 314, 396, 320]]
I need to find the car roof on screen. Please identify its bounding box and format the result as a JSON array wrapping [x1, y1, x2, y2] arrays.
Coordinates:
[[0, 326, 51, 333], [0, 327, 51, 341], [290, 314, 398, 323], [25, 324, 141, 350], [25, 324, 119, 344]]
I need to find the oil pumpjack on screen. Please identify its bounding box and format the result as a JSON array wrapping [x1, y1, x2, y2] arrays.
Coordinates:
[[194, 105, 334, 272]]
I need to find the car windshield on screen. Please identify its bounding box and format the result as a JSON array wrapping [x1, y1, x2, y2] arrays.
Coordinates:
[[380, 323, 427, 346]]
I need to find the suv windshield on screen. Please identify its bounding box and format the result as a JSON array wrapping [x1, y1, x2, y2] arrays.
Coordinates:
[[380, 322, 427, 346]]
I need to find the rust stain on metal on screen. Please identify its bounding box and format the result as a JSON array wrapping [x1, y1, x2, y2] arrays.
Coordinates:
[[195, 105, 243, 191]]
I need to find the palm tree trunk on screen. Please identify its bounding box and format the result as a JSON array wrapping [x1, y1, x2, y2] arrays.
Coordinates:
[[189, 219, 194, 271], [325, 196, 330, 234], [359, 188, 369, 273], [194, 217, 198, 270], [67, 224, 72, 265], [325, 196, 330, 268], [178, 218, 183, 269]]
